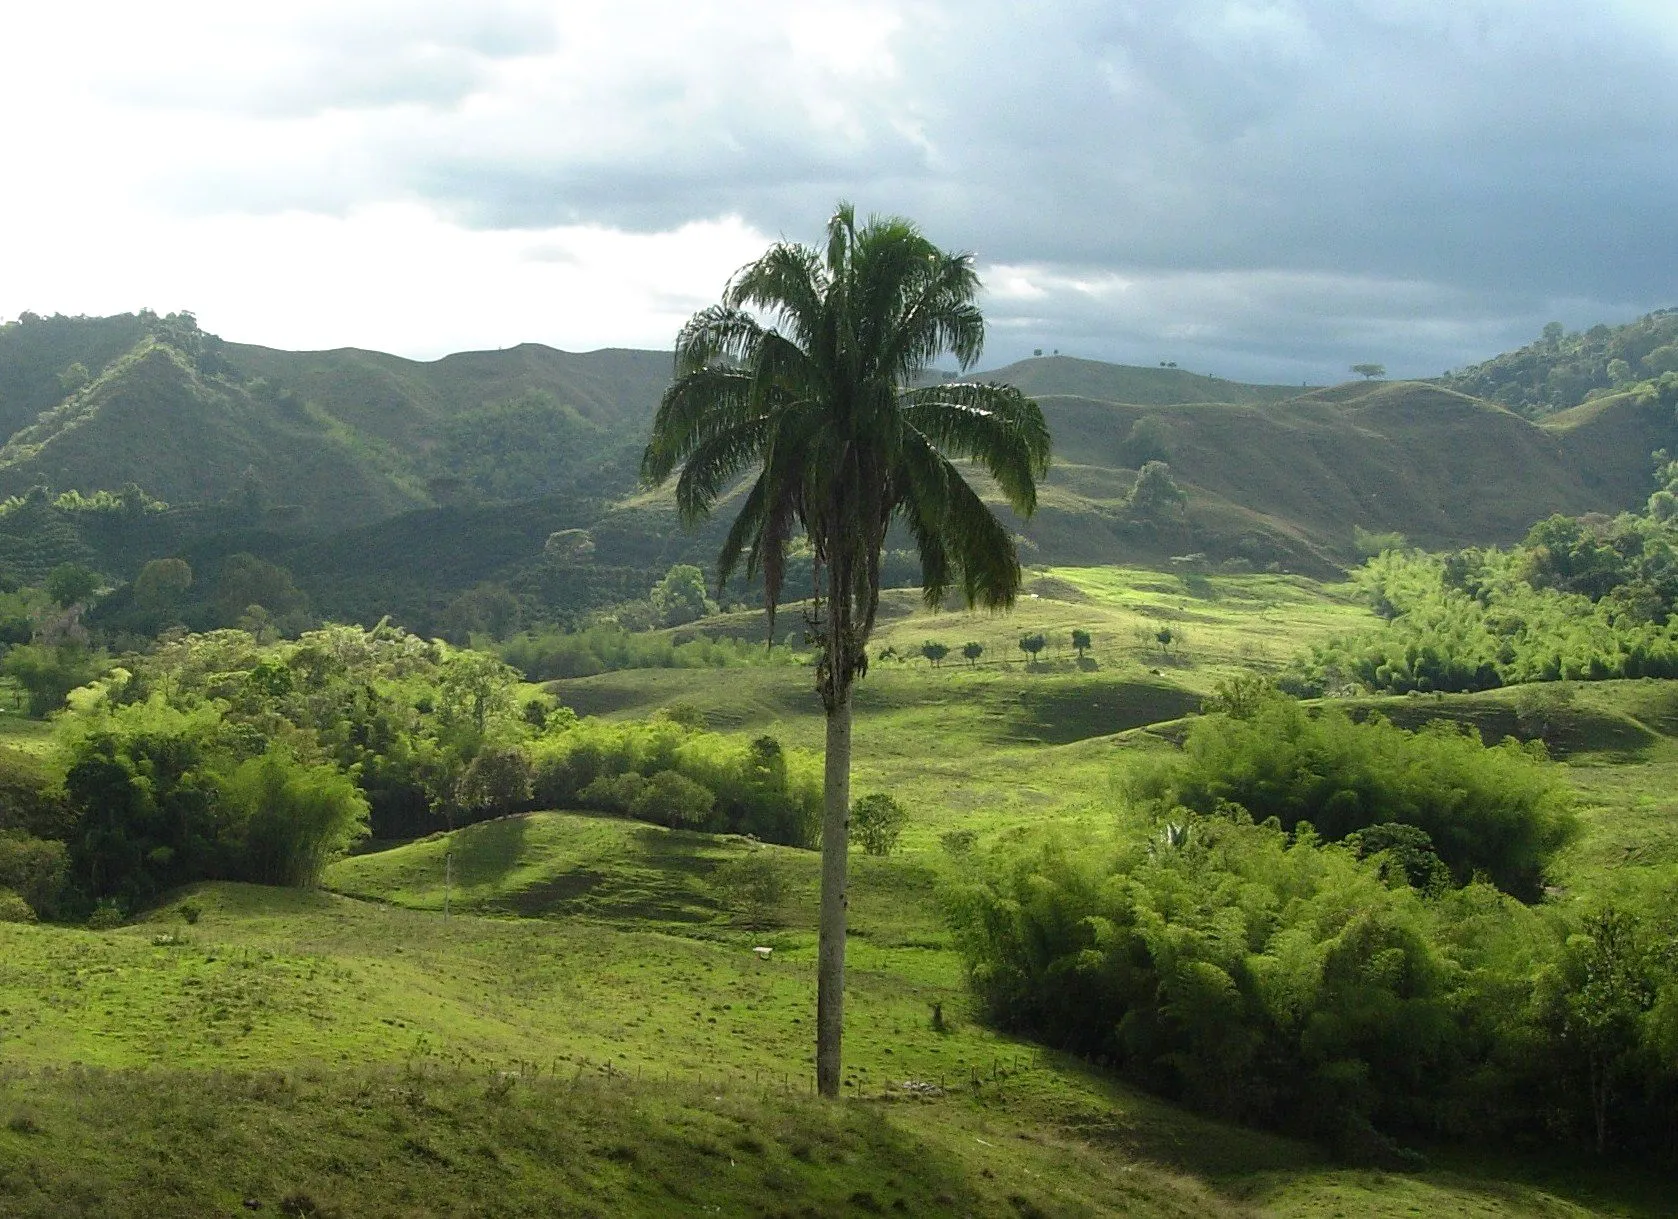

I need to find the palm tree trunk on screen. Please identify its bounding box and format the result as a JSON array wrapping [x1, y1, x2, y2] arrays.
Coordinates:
[[815, 688, 852, 1098]]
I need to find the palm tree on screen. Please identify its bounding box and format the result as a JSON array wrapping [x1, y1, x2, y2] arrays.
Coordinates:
[[641, 203, 1049, 1097]]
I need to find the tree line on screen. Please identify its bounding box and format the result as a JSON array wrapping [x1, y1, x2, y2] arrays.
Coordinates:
[[0, 624, 822, 924]]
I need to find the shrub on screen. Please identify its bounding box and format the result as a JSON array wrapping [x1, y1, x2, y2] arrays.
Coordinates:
[[940, 828, 978, 857], [0, 829, 67, 918], [631, 770, 716, 830], [0, 887, 36, 923], [1125, 687, 1576, 898], [221, 752, 370, 887], [86, 898, 124, 929], [852, 793, 907, 857]]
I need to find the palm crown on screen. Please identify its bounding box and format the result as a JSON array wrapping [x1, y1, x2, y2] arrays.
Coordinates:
[[642, 204, 1050, 696]]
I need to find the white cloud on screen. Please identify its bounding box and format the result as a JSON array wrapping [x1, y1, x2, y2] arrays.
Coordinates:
[[0, 0, 1673, 381]]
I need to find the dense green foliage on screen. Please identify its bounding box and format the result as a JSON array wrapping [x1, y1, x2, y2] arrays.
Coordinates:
[[1126, 685, 1576, 898], [1294, 502, 1678, 694], [532, 720, 819, 845], [5, 622, 826, 918], [429, 392, 609, 502], [497, 623, 791, 680], [1441, 309, 1678, 417], [952, 814, 1678, 1160], [851, 792, 907, 856]]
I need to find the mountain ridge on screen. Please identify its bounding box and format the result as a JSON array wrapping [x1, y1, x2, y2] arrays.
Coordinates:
[[3, 310, 1675, 632]]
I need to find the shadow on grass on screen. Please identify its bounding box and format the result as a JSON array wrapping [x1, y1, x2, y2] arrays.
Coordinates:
[[479, 817, 731, 926], [1020, 1049, 1676, 1219], [443, 814, 533, 890]]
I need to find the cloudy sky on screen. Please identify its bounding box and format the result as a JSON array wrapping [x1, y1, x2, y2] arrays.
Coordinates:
[[2, 1, 1673, 383]]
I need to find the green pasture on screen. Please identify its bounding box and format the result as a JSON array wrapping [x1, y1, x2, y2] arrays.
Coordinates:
[[5, 566, 1678, 1215]]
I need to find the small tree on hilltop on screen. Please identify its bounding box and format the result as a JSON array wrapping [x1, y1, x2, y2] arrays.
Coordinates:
[[1351, 363, 1386, 380], [1019, 632, 1046, 665], [920, 640, 949, 668], [962, 641, 984, 668], [1070, 628, 1092, 659], [852, 793, 907, 857]]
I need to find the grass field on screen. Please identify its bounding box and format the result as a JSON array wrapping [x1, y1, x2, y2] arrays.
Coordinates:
[[4, 568, 1678, 1215]]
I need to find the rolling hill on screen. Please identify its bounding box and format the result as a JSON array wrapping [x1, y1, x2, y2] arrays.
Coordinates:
[[4, 309, 1677, 629]]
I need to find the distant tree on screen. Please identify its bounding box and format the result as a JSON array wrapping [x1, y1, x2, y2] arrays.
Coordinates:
[[920, 640, 950, 668], [456, 745, 534, 820], [57, 363, 90, 394], [851, 793, 907, 856], [438, 649, 519, 735], [441, 582, 521, 643], [3, 643, 103, 717], [1553, 907, 1659, 1155], [1644, 344, 1678, 376], [650, 564, 717, 627], [1126, 461, 1187, 520], [1352, 526, 1407, 559], [632, 770, 717, 830], [1124, 415, 1173, 465], [544, 528, 595, 561], [1351, 363, 1386, 380], [1607, 358, 1633, 386], [961, 641, 984, 668], [1070, 628, 1092, 659], [133, 558, 192, 614], [213, 554, 309, 629], [1018, 632, 1046, 664], [44, 563, 99, 608], [1542, 321, 1565, 345]]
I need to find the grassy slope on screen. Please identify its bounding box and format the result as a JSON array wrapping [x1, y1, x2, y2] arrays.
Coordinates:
[[973, 355, 1306, 406], [0, 343, 427, 529], [1030, 381, 1674, 566], [4, 571, 1677, 1214]]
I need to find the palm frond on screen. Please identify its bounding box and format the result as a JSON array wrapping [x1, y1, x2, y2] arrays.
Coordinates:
[[672, 416, 776, 524], [673, 305, 765, 375], [641, 367, 755, 484], [901, 382, 1051, 513]]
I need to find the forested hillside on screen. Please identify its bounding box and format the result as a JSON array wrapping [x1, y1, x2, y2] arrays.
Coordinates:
[[1440, 307, 1678, 417], [3, 310, 1677, 637]]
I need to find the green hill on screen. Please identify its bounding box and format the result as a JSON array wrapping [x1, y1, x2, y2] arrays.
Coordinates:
[[1439, 307, 1678, 417], [0, 313, 668, 530], [964, 354, 1306, 405], [7, 311, 1678, 628]]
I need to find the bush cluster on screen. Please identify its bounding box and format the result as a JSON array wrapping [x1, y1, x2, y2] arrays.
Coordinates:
[[531, 718, 819, 846], [1294, 505, 1678, 695], [951, 816, 1678, 1161], [4, 622, 821, 920], [1128, 684, 1577, 898], [499, 624, 790, 680], [948, 685, 1678, 1160]]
